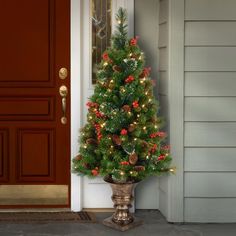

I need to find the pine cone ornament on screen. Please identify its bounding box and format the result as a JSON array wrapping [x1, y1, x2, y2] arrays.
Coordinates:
[[86, 138, 98, 145], [134, 166, 146, 172], [141, 141, 149, 149], [129, 153, 138, 165], [75, 155, 83, 161], [128, 124, 136, 132], [82, 163, 90, 169], [112, 134, 122, 145], [122, 105, 131, 112], [112, 65, 122, 72], [139, 72, 145, 79], [131, 54, 138, 60]]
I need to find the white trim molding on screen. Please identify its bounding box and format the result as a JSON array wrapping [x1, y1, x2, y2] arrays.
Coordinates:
[[71, 0, 83, 212], [167, 0, 185, 222]]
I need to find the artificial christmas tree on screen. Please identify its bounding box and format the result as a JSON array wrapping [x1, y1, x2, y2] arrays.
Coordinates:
[[72, 8, 173, 230]]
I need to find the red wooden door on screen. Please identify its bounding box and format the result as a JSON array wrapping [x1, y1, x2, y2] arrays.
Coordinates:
[[0, 0, 70, 208]]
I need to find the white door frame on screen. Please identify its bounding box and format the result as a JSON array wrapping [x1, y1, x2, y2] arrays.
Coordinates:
[[71, 0, 83, 211], [70, 0, 134, 211]]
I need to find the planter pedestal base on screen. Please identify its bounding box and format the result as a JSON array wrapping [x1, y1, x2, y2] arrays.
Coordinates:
[[103, 216, 143, 231]]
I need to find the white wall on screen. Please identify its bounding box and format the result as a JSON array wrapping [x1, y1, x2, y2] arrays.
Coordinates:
[[134, 0, 160, 210]]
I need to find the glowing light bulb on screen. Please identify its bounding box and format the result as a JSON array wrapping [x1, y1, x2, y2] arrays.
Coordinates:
[[137, 114, 140, 118], [169, 167, 176, 174], [134, 138, 137, 141], [143, 126, 146, 130], [117, 20, 121, 24], [142, 104, 145, 108], [103, 62, 108, 66]]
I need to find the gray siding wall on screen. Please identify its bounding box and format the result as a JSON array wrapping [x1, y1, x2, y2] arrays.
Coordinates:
[[157, 0, 236, 222], [184, 0, 236, 222]]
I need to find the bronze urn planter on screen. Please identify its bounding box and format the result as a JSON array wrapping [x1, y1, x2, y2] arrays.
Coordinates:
[[103, 176, 143, 231]]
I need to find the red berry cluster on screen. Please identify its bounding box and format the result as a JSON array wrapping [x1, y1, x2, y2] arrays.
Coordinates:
[[161, 145, 170, 151], [125, 75, 135, 83], [91, 167, 99, 176], [102, 52, 109, 61], [102, 52, 113, 64], [157, 154, 166, 161], [95, 110, 104, 118], [86, 101, 99, 108], [150, 144, 157, 153], [143, 67, 151, 77], [132, 100, 139, 108], [120, 129, 128, 135], [120, 161, 129, 165], [130, 36, 139, 46], [94, 123, 102, 141], [150, 132, 166, 138]]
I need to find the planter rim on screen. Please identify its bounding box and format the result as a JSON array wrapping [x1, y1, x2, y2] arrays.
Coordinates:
[[103, 175, 140, 185]]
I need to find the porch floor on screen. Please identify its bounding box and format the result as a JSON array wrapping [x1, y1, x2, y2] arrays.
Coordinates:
[[0, 210, 236, 236]]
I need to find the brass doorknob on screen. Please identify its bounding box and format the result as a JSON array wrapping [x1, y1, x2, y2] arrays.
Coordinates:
[[59, 85, 68, 124], [59, 67, 68, 80], [59, 85, 68, 97]]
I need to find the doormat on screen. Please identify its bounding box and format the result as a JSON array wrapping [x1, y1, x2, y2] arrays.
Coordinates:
[[0, 211, 96, 223]]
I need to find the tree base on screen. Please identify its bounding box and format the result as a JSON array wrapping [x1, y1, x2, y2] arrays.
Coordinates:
[[103, 216, 143, 231]]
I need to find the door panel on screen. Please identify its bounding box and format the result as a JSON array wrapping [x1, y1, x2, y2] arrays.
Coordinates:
[[0, 129, 9, 182], [1, 0, 54, 87], [0, 96, 55, 120], [17, 129, 55, 182], [0, 0, 70, 207]]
